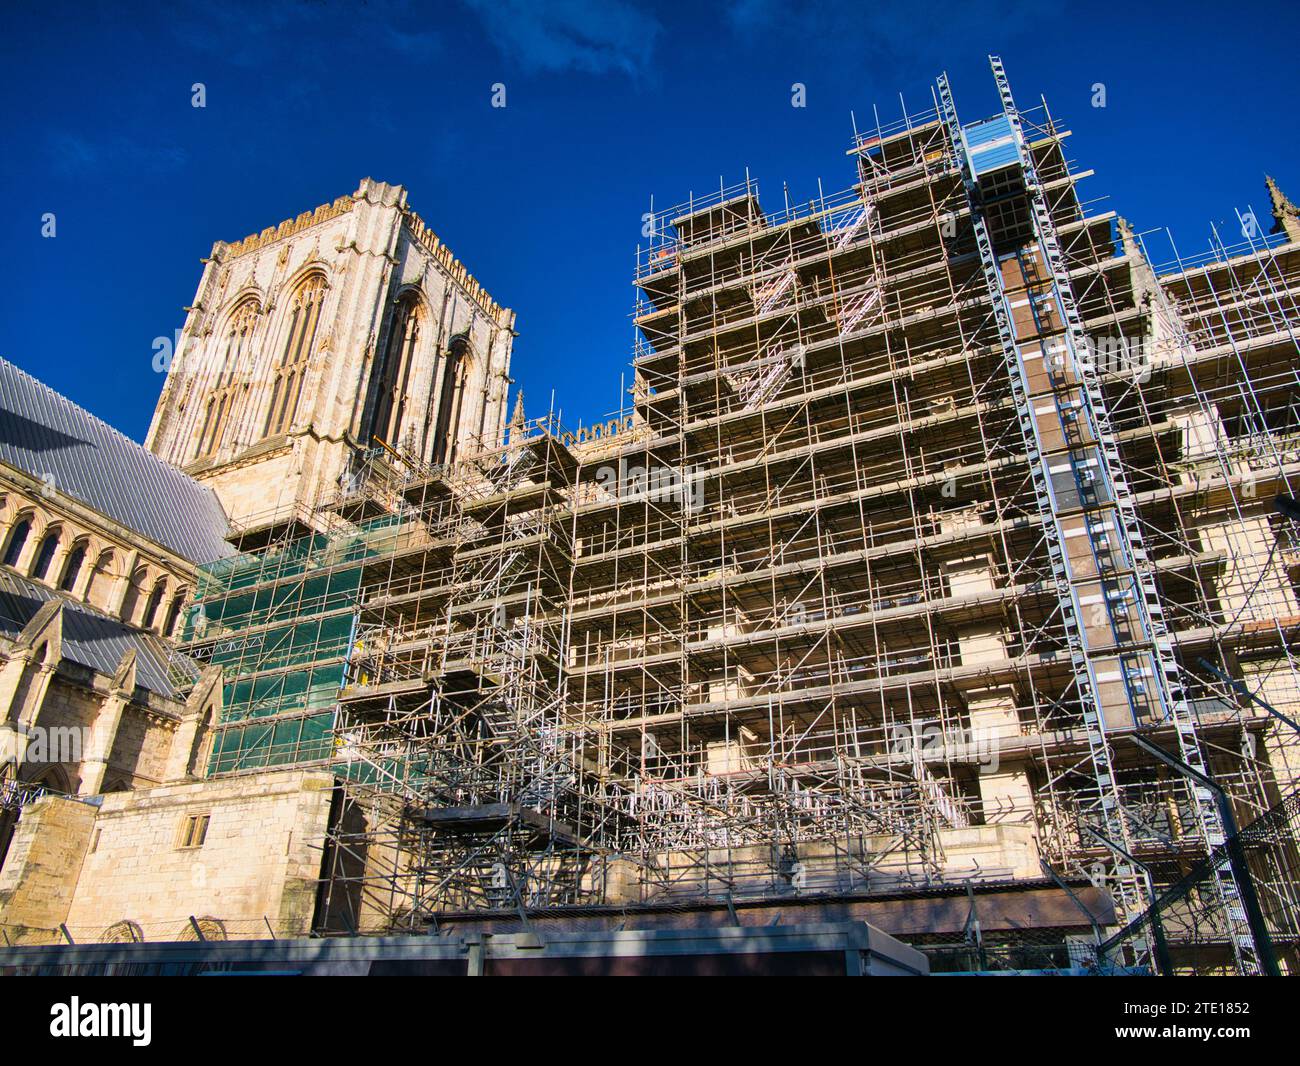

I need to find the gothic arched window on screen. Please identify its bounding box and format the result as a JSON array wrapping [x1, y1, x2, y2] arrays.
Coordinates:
[[120, 567, 149, 624], [30, 531, 59, 582], [2, 517, 31, 568], [58, 541, 87, 592], [265, 274, 326, 438], [370, 295, 421, 448], [164, 591, 186, 637], [431, 335, 472, 466], [197, 298, 259, 459], [142, 580, 167, 631]]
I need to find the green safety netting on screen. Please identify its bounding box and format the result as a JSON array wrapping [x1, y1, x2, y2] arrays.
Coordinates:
[[181, 517, 411, 775]]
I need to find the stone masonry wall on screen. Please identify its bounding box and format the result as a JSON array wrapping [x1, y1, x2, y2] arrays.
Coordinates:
[[0, 794, 98, 944], [55, 770, 335, 943]]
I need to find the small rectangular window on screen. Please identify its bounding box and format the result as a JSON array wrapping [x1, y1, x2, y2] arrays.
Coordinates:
[[178, 813, 210, 849]]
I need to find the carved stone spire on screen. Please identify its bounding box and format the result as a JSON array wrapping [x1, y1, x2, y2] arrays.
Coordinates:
[[508, 389, 526, 444], [1117, 216, 1158, 299], [1266, 175, 1300, 242]]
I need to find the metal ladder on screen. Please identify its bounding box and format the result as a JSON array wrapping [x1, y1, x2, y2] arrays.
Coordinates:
[[836, 198, 886, 337], [753, 266, 798, 314], [736, 345, 802, 408], [838, 284, 885, 336], [831, 202, 872, 250], [937, 67, 1154, 966], [984, 54, 1260, 974]]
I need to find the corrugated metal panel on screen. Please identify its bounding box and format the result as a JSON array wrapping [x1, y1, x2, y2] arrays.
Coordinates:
[[962, 115, 1014, 148], [972, 142, 1022, 175], [0, 357, 231, 563], [963, 115, 1022, 178], [0, 570, 195, 697]]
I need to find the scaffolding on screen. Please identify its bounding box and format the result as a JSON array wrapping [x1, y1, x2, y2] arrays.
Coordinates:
[[172, 57, 1300, 968]]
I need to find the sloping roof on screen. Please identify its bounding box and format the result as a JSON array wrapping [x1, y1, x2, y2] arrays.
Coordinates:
[[0, 356, 230, 563], [0, 570, 197, 699]]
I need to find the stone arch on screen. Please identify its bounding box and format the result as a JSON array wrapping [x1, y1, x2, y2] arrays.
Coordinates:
[[431, 332, 474, 466], [278, 261, 332, 297], [220, 283, 267, 319], [1, 510, 34, 569], [191, 695, 220, 777], [163, 587, 188, 637], [28, 524, 62, 582], [100, 773, 131, 794], [85, 548, 118, 610], [119, 566, 151, 625], [141, 576, 169, 631], [369, 289, 427, 449], [57, 536, 89, 592], [33, 763, 70, 794]]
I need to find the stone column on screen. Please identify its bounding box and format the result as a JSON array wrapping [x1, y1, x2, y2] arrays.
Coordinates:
[[14, 663, 54, 733], [966, 684, 1034, 825], [69, 552, 96, 601], [0, 656, 30, 722], [2, 602, 63, 760], [1174, 407, 1299, 622], [938, 514, 1035, 829], [0, 656, 31, 772], [78, 650, 136, 796], [7, 522, 39, 573]]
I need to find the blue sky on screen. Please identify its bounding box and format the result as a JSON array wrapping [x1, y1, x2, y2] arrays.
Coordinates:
[[1, 0, 1297, 441]]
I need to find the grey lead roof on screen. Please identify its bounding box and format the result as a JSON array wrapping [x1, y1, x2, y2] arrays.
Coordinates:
[[0, 570, 197, 699], [0, 356, 231, 563]]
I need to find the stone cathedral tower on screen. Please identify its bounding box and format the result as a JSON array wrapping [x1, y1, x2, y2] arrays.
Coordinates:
[[145, 178, 515, 533]]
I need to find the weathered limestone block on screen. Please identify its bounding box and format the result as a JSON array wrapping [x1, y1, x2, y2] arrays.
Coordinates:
[[0, 795, 97, 943]]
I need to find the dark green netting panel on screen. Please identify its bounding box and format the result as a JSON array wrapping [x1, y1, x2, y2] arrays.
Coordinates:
[[178, 520, 407, 775]]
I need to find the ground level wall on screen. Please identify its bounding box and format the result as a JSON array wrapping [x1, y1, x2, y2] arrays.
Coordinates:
[[0, 769, 335, 944]]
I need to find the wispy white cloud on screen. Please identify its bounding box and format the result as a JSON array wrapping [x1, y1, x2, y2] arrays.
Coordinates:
[[462, 0, 661, 78]]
